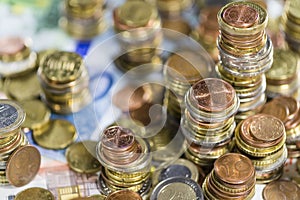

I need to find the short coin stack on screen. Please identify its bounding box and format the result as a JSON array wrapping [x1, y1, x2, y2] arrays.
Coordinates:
[[113, 1, 162, 73], [215, 1, 273, 122], [37, 51, 91, 114], [281, 0, 300, 52], [96, 126, 152, 199], [235, 114, 287, 183], [181, 78, 239, 171], [59, 0, 106, 40], [202, 153, 256, 200], [265, 49, 299, 98]]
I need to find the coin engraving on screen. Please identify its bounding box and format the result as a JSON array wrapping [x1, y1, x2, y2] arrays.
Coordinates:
[[158, 182, 197, 200], [102, 126, 134, 149], [0, 103, 18, 128], [263, 180, 300, 200], [15, 187, 55, 200]]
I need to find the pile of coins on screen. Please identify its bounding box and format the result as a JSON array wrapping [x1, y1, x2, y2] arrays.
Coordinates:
[[0, 37, 37, 77], [113, 1, 163, 73], [59, 0, 106, 40], [235, 114, 287, 183], [281, 0, 300, 52], [0, 100, 40, 186], [263, 180, 300, 200], [181, 78, 239, 170], [265, 49, 299, 98], [202, 153, 256, 199], [215, 1, 273, 121], [37, 50, 91, 114], [96, 126, 152, 199]]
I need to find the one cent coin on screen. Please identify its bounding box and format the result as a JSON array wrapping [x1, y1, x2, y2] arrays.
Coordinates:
[[6, 145, 41, 187], [222, 4, 259, 28], [102, 126, 135, 151], [214, 153, 254, 184], [14, 187, 54, 200], [263, 180, 300, 200], [106, 190, 143, 200], [260, 101, 289, 123]]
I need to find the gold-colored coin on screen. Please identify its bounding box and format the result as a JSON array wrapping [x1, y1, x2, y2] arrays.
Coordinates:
[[20, 99, 51, 131], [15, 187, 55, 200], [33, 119, 77, 149], [66, 141, 101, 174], [71, 194, 106, 200]]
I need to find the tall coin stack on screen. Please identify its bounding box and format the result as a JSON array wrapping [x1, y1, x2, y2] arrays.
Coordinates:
[[181, 78, 239, 171], [113, 1, 163, 73], [59, 0, 106, 40], [215, 1, 273, 122], [281, 0, 300, 52], [96, 126, 152, 199], [37, 51, 91, 114], [235, 114, 287, 183], [202, 153, 256, 200]]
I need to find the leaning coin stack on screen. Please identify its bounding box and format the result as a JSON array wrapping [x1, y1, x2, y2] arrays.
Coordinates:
[[59, 0, 106, 40], [281, 0, 300, 52], [113, 1, 163, 73], [181, 78, 239, 171], [265, 49, 299, 99], [37, 50, 91, 114], [0, 37, 37, 77], [216, 1, 273, 122], [202, 153, 256, 200], [96, 126, 152, 199], [235, 114, 287, 183]]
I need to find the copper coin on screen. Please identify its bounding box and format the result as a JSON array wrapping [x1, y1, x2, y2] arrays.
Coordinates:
[[102, 126, 135, 151], [6, 145, 41, 187], [274, 96, 300, 121], [263, 180, 300, 200], [106, 190, 142, 200], [190, 78, 236, 112], [222, 4, 259, 28], [249, 114, 285, 142], [0, 37, 25, 56], [214, 153, 254, 184], [260, 101, 289, 123]]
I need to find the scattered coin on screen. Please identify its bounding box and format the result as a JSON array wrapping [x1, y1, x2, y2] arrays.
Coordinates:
[[15, 187, 55, 200]]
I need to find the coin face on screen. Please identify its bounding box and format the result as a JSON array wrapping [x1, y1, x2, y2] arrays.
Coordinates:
[[263, 180, 300, 200], [15, 187, 54, 200], [214, 153, 254, 184], [260, 101, 289, 123], [106, 190, 143, 200], [102, 126, 135, 150], [6, 146, 41, 187], [0, 37, 25, 56]]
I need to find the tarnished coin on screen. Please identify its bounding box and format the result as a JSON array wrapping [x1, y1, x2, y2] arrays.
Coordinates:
[[263, 180, 300, 200], [33, 119, 77, 149], [274, 96, 299, 121], [66, 141, 101, 174], [260, 101, 289, 123], [15, 187, 54, 200], [222, 4, 259, 28], [214, 153, 254, 184], [6, 145, 41, 187], [106, 190, 143, 200], [150, 177, 204, 200]]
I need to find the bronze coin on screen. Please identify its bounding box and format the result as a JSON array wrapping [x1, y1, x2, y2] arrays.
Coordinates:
[[260, 100, 289, 123], [6, 145, 41, 187], [214, 153, 254, 184], [106, 190, 143, 200], [263, 180, 300, 200], [190, 78, 236, 112], [274, 96, 299, 121], [249, 114, 285, 142], [0, 37, 25, 56], [102, 126, 135, 151], [222, 4, 259, 28]]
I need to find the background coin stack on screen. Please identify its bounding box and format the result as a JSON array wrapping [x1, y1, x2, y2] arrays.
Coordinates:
[[235, 114, 287, 183], [181, 78, 239, 171], [265, 49, 299, 99], [113, 1, 163, 73], [215, 1, 273, 122], [202, 153, 256, 200], [281, 0, 300, 52], [96, 126, 152, 199], [37, 50, 91, 114], [59, 0, 106, 40]]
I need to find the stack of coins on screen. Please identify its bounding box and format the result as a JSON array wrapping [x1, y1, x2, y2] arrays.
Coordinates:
[[281, 0, 300, 52], [106, 190, 143, 200], [215, 1, 273, 122], [163, 50, 212, 120], [113, 1, 163, 73], [202, 153, 256, 199], [265, 49, 299, 98], [181, 78, 239, 170], [0, 37, 37, 77], [59, 0, 106, 40], [96, 126, 152, 199], [37, 51, 91, 114], [235, 114, 287, 183], [0, 100, 40, 186]]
